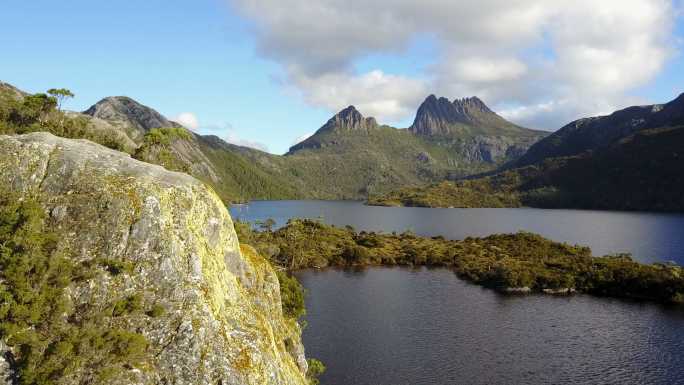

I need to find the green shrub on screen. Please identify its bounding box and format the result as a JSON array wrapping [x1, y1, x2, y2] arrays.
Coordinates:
[[275, 270, 306, 319], [0, 193, 150, 383], [306, 358, 326, 385]]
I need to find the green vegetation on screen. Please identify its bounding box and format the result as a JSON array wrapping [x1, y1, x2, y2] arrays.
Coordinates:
[[371, 126, 684, 212], [0, 194, 154, 384], [306, 358, 326, 385], [46, 88, 74, 112], [0, 86, 132, 153], [275, 270, 306, 319], [141, 127, 192, 145], [133, 127, 194, 173], [196, 137, 303, 202], [236, 219, 684, 304]]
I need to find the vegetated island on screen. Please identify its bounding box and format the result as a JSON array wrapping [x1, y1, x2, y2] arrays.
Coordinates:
[[236, 219, 684, 311]]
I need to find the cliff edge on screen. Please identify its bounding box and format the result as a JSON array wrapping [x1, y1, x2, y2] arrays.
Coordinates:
[[0, 132, 308, 384]]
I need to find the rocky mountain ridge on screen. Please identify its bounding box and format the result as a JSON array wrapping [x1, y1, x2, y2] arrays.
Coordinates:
[[516, 92, 684, 167]]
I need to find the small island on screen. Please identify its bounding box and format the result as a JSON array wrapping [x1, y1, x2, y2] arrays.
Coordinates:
[[237, 219, 684, 308]]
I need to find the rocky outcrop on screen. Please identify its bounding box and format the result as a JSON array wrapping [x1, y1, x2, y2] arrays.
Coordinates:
[[83, 96, 181, 141], [320, 106, 379, 132], [0, 133, 308, 385], [460, 135, 537, 163]]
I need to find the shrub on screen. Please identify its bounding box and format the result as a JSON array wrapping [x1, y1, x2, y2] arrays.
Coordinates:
[[306, 358, 326, 385], [0, 193, 150, 383], [275, 270, 306, 319]]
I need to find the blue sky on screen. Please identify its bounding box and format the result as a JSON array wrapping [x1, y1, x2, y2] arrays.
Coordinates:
[[2, 0, 683, 154]]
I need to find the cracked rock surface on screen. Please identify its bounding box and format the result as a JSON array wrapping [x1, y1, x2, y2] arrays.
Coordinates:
[[0, 132, 308, 385]]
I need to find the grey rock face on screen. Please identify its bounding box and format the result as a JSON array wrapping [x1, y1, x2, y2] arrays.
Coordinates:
[[321, 106, 379, 132], [409, 95, 518, 136], [0, 133, 308, 385], [83, 96, 182, 137], [460, 136, 534, 163]]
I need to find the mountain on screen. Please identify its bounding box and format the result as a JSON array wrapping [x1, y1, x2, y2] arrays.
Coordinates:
[[0, 80, 547, 202], [280, 100, 541, 198], [0, 132, 309, 384], [516, 93, 684, 167], [83, 96, 182, 141], [371, 94, 684, 212], [410, 95, 527, 136], [289, 106, 378, 152], [408, 95, 547, 162]]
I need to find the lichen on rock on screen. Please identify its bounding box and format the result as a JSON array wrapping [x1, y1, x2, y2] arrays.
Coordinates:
[[0, 132, 308, 385]]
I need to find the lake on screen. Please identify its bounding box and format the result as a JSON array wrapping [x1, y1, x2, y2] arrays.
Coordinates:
[[229, 201, 684, 385], [230, 200, 684, 264], [296, 267, 684, 385]]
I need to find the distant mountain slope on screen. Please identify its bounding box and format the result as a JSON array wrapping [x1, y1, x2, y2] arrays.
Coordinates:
[[371, 94, 684, 212], [516, 93, 684, 167], [0, 81, 28, 100]]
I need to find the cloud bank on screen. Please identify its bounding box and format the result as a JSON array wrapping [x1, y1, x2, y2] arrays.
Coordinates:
[[230, 0, 676, 129]]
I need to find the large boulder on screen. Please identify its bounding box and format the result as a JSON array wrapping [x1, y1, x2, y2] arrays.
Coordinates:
[[0, 132, 308, 385]]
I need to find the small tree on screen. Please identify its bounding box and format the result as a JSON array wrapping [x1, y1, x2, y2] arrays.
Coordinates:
[[47, 88, 74, 111], [259, 218, 276, 232]]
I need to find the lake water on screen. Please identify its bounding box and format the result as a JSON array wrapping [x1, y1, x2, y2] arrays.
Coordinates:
[[230, 200, 684, 264], [229, 201, 684, 385], [296, 267, 684, 385]]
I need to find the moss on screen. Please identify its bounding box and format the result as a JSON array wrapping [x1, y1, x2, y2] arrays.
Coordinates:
[[146, 304, 166, 318], [233, 348, 253, 373], [97, 257, 135, 276], [306, 358, 326, 385], [112, 294, 144, 317]]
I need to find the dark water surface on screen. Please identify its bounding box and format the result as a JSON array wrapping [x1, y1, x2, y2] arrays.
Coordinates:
[[296, 267, 684, 385], [229, 201, 684, 384], [230, 200, 684, 264]]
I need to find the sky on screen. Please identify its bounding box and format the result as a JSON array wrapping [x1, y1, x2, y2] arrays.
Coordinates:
[[1, 0, 683, 154]]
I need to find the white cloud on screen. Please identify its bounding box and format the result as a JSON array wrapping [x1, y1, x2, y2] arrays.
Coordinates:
[[291, 69, 428, 121], [173, 112, 199, 130], [230, 0, 677, 129]]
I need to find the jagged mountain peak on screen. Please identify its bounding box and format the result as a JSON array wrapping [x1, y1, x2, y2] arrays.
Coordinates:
[[320, 105, 379, 132], [409, 94, 528, 137], [453, 96, 492, 114]]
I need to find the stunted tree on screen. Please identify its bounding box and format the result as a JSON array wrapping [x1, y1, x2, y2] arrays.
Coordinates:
[[47, 88, 74, 111], [18, 93, 57, 126]]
